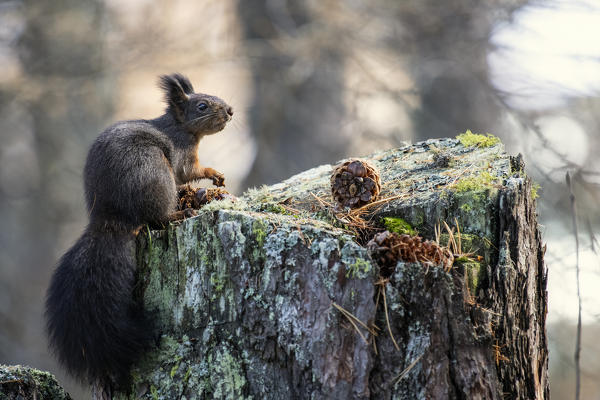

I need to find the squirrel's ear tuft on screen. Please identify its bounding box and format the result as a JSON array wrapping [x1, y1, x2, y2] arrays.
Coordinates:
[[172, 73, 194, 95], [159, 73, 193, 120]]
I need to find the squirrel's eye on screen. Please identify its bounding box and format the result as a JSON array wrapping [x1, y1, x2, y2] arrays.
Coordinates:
[[197, 103, 208, 111]]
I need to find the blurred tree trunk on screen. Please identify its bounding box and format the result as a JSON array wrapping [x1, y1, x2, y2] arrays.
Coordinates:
[[16, 0, 114, 282], [567, 97, 600, 228], [237, 0, 348, 188], [389, 0, 530, 141], [0, 0, 113, 396]]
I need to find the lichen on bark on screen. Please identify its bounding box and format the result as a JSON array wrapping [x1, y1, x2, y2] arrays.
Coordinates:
[[124, 207, 377, 399]]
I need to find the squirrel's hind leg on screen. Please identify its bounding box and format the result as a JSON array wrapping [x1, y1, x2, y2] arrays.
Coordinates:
[[91, 380, 112, 400], [167, 208, 197, 222]]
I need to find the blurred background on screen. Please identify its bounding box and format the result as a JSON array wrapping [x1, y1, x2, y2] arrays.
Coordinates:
[[0, 0, 598, 398]]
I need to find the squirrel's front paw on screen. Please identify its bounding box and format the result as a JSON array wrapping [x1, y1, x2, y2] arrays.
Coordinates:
[[210, 171, 225, 187], [200, 167, 225, 187]]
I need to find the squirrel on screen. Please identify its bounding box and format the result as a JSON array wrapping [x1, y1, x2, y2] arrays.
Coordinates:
[[45, 73, 233, 397]]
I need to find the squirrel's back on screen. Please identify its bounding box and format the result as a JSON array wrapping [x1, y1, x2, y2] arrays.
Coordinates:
[[84, 120, 177, 228]]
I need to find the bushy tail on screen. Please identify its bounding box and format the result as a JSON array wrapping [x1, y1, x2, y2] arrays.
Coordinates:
[[45, 222, 151, 390]]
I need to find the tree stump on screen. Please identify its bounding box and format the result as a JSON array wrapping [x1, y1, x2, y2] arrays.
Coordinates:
[[115, 137, 547, 399], [0, 365, 72, 400]]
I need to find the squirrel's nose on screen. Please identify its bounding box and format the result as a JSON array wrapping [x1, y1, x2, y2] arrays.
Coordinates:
[[226, 107, 233, 117]]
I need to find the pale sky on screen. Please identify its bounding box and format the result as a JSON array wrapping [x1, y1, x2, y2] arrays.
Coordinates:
[[489, 0, 600, 323], [490, 0, 600, 110]]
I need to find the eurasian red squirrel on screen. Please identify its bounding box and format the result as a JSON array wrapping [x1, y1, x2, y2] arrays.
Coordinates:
[[45, 73, 233, 397]]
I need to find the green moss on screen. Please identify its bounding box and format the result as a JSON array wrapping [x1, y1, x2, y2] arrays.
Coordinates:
[[381, 217, 416, 235], [150, 385, 159, 400], [439, 232, 488, 294], [438, 233, 481, 254], [346, 258, 372, 279], [184, 366, 192, 383], [0, 365, 72, 400], [460, 203, 473, 212], [170, 358, 181, 379], [263, 203, 286, 214], [138, 232, 179, 328], [210, 271, 227, 293], [531, 182, 541, 200], [252, 220, 268, 246], [450, 173, 502, 235], [454, 257, 482, 293], [454, 171, 498, 193], [211, 346, 248, 399], [467, 262, 481, 291], [456, 130, 501, 148]]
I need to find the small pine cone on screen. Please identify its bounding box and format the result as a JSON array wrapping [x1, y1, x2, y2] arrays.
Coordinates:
[[178, 185, 198, 210], [201, 187, 234, 203], [331, 159, 381, 208], [367, 230, 454, 277], [366, 231, 399, 276], [177, 186, 234, 210]]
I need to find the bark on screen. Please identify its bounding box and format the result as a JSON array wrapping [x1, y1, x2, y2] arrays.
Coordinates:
[[114, 137, 547, 399]]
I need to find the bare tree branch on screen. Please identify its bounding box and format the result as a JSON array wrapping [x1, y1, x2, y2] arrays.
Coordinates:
[[566, 171, 582, 400]]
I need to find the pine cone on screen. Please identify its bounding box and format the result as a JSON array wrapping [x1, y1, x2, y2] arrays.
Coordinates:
[[177, 186, 234, 210], [177, 185, 198, 209], [330, 159, 381, 208], [367, 230, 454, 277]]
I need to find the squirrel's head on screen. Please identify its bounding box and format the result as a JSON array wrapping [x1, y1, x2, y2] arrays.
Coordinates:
[[159, 73, 233, 136]]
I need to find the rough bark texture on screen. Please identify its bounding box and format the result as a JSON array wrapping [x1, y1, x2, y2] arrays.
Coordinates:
[[110, 137, 547, 399], [0, 365, 72, 399]]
